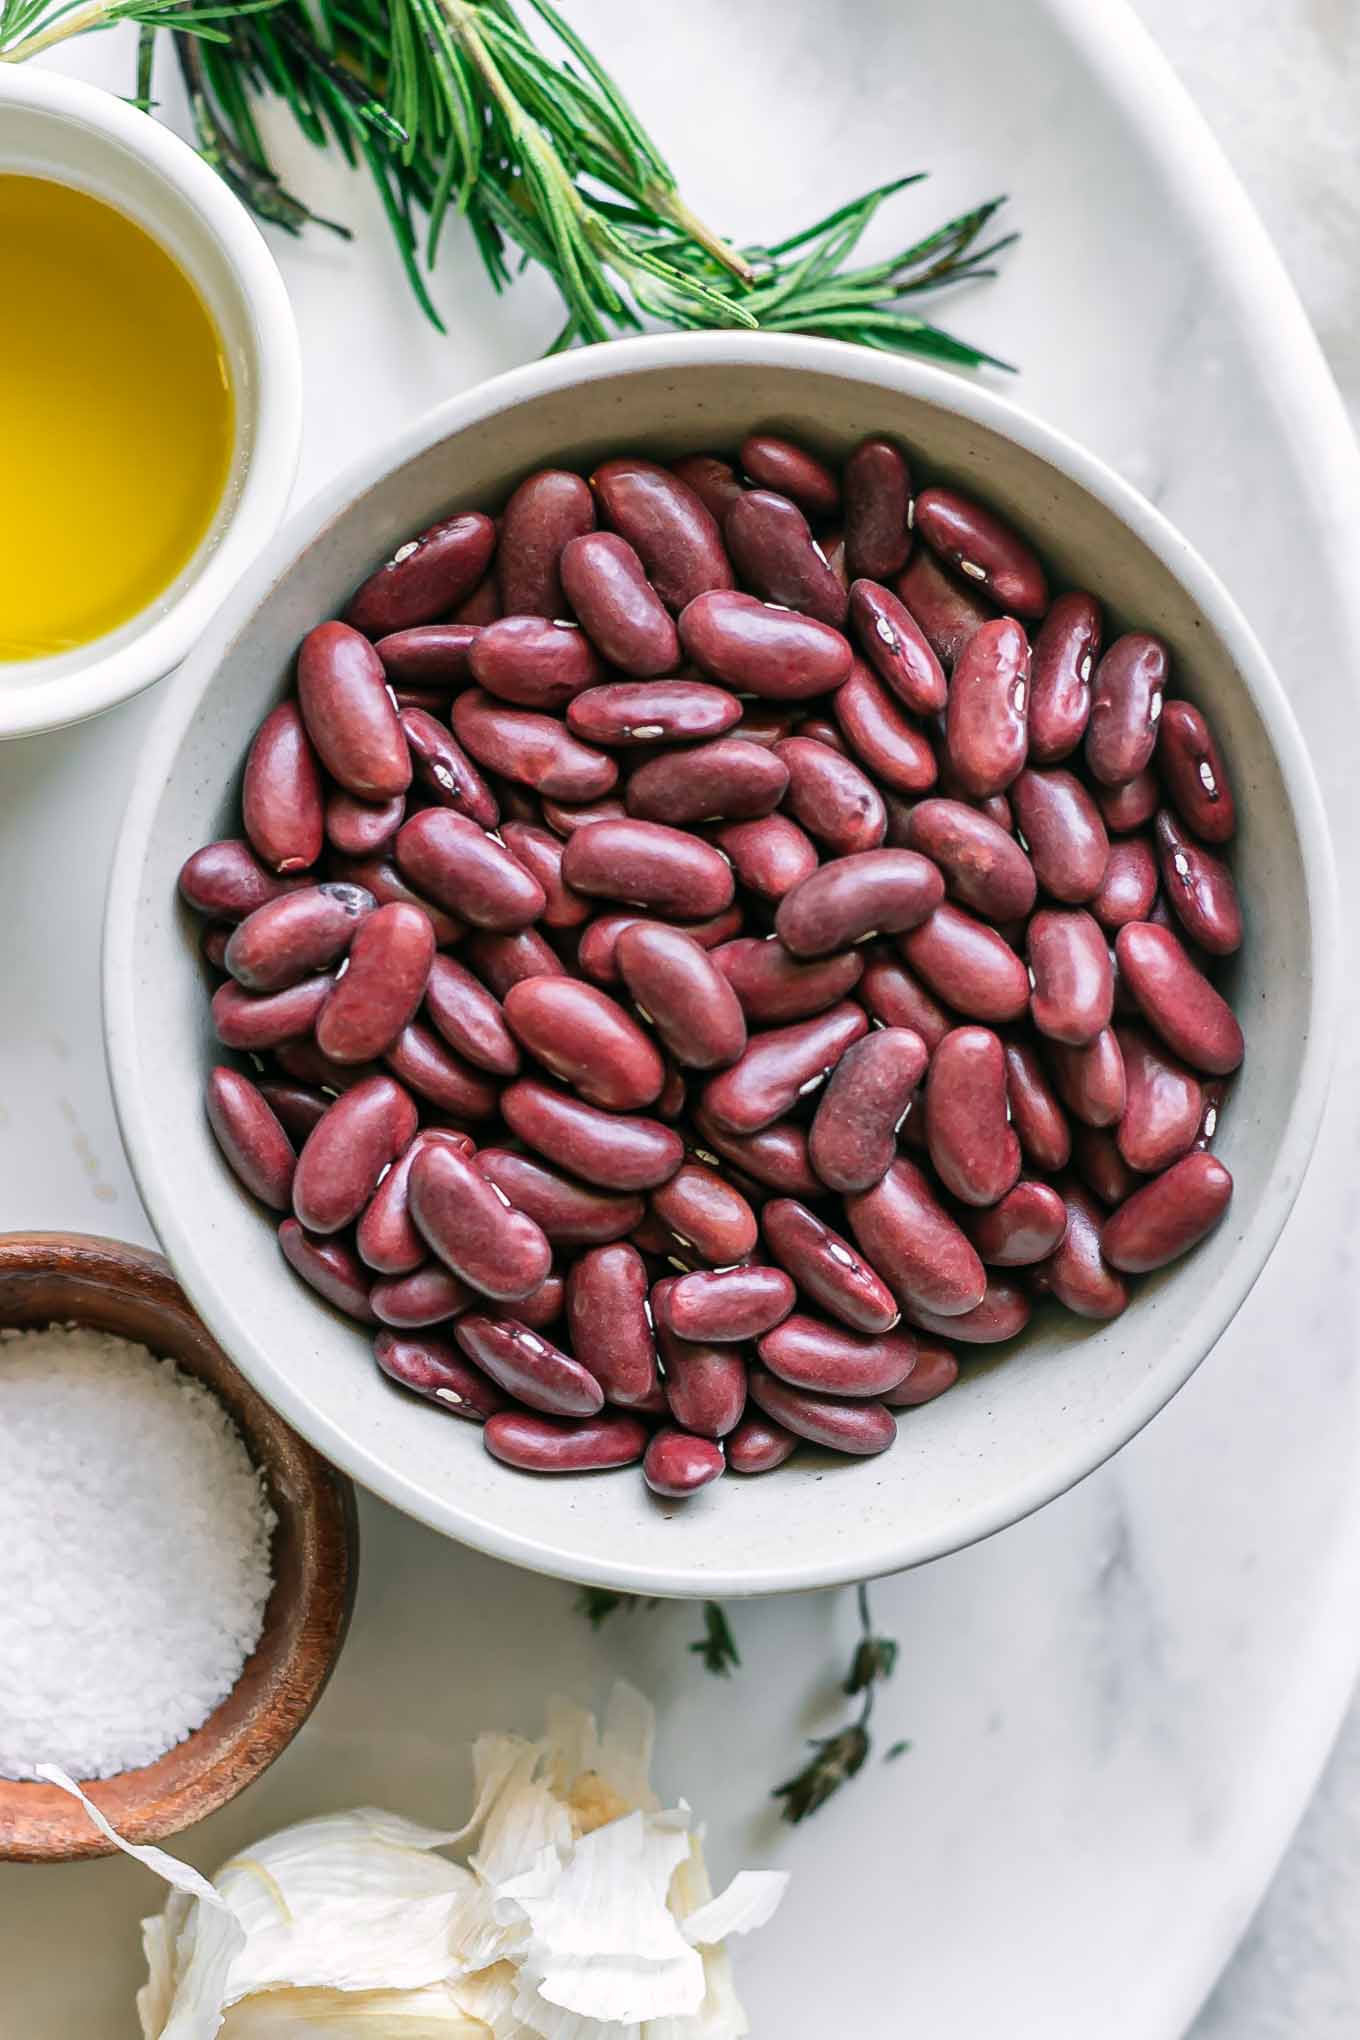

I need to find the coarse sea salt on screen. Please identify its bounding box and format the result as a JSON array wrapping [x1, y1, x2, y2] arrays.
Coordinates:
[[0, 1324, 276, 1782]]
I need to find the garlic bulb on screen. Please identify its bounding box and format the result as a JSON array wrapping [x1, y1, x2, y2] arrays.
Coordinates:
[[43, 1683, 786, 2038]]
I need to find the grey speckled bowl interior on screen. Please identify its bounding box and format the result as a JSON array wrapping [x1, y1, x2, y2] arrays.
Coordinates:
[[104, 335, 1338, 1597]]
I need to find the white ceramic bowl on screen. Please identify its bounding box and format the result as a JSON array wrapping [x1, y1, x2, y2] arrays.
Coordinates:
[[104, 335, 1338, 1597], [0, 69, 301, 738]]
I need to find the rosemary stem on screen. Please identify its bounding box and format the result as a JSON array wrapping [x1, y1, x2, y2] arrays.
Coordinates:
[[0, 0, 115, 63], [644, 182, 755, 287]]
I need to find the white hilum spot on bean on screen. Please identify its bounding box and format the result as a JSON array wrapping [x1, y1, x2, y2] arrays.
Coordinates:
[[1013, 682, 1027, 713], [828, 1242, 855, 1267], [392, 541, 419, 565], [434, 1387, 464, 1407], [634, 1006, 653, 1025], [434, 765, 456, 791], [1026, 966, 1037, 988], [1080, 653, 1093, 683], [520, 1334, 545, 1354], [386, 684, 400, 712], [694, 1149, 719, 1168], [907, 498, 916, 530], [375, 1161, 392, 1186], [798, 1073, 827, 1096], [1016, 828, 1030, 852], [553, 620, 580, 631], [1150, 692, 1164, 722], [894, 1103, 913, 1132], [643, 1299, 654, 1328], [959, 559, 987, 581], [491, 1183, 512, 1207], [875, 617, 897, 646], [812, 542, 828, 565], [1199, 761, 1218, 794], [335, 958, 349, 980], [1173, 852, 1191, 878], [633, 726, 665, 739], [855, 929, 879, 944], [1203, 1106, 1218, 1139]]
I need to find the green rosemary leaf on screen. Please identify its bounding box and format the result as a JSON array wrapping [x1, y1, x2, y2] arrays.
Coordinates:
[[689, 1602, 741, 1677], [884, 1739, 912, 1762], [773, 1724, 871, 1823], [519, 0, 670, 187]]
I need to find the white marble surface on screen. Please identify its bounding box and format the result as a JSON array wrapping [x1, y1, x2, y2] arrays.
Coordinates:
[[2, 1, 1359, 2032]]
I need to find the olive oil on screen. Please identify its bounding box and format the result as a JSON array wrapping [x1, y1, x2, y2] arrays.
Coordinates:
[[0, 176, 235, 662]]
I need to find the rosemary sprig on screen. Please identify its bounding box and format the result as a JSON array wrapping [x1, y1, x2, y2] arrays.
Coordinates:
[[773, 1584, 902, 1825], [2, 0, 1014, 369], [689, 1601, 740, 1678]]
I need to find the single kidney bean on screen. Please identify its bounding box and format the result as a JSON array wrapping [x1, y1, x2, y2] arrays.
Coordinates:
[[900, 904, 1030, 1024], [328, 854, 464, 948], [257, 1079, 330, 1144], [644, 1429, 725, 1498], [561, 817, 735, 919], [386, 1021, 500, 1119], [465, 928, 565, 998], [503, 976, 663, 1110], [627, 736, 789, 826], [717, 936, 864, 1025], [409, 1139, 552, 1299], [726, 489, 849, 625], [180, 839, 309, 921], [776, 848, 943, 957], [1031, 1180, 1129, 1319], [679, 590, 853, 698], [655, 1329, 748, 1441], [454, 1314, 603, 1418], [297, 622, 412, 801], [591, 456, 734, 611], [883, 1340, 958, 1406], [358, 1130, 458, 1274], [375, 1329, 508, 1421], [845, 1157, 987, 1318], [1045, 1027, 1127, 1128], [810, 1027, 928, 1193], [242, 700, 324, 874], [774, 735, 885, 854], [501, 1079, 682, 1191], [559, 530, 682, 677], [1070, 1123, 1140, 1206], [423, 954, 520, 1075], [945, 617, 1030, 797], [371, 1262, 473, 1328], [567, 678, 741, 748], [497, 468, 596, 617], [726, 1413, 798, 1472], [701, 1003, 867, 1134], [278, 1219, 376, 1323], [316, 902, 435, 1063], [904, 799, 1036, 922], [476, 1147, 642, 1246], [1028, 909, 1114, 1046], [212, 974, 331, 1051], [747, 1369, 895, 1455], [395, 809, 546, 930], [1157, 698, 1236, 843], [577, 905, 743, 985], [858, 952, 952, 1052], [484, 1409, 649, 1473], [615, 923, 747, 1070], [346, 512, 496, 636], [1091, 836, 1158, 931], [669, 453, 745, 522], [1154, 809, 1243, 955], [1009, 769, 1109, 903], [834, 659, 937, 794], [925, 1025, 1022, 1207], [1115, 1022, 1203, 1174], [1003, 1038, 1072, 1172], [538, 794, 627, 836], [1027, 592, 1101, 762], [715, 814, 819, 901], [273, 1036, 382, 1092], [739, 433, 840, 518], [224, 882, 373, 993], [374, 623, 479, 685], [1102, 1151, 1233, 1272], [1115, 921, 1244, 1075], [1094, 767, 1160, 835], [894, 547, 995, 669], [292, 1069, 417, 1227], [963, 1180, 1068, 1266], [660, 1264, 795, 1343], [907, 1277, 1031, 1345], [497, 821, 589, 931], [206, 1067, 296, 1209], [847, 578, 947, 715], [913, 486, 1048, 617], [451, 689, 618, 802], [1086, 633, 1168, 785], [844, 438, 912, 581], [566, 1243, 659, 1406], [758, 1314, 915, 1398], [397, 710, 499, 829], [326, 788, 407, 858], [761, 1197, 898, 1333], [651, 1164, 758, 1264], [691, 1106, 821, 1198], [466, 617, 600, 714]]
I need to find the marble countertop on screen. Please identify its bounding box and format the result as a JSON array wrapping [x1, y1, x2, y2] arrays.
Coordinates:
[[1134, 9, 1360, 2033]]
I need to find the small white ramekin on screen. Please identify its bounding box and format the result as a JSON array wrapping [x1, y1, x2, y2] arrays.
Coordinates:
[[0, 67, 301, 738]]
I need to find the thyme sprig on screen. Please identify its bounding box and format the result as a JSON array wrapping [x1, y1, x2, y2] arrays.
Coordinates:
[[773, 1584, 902, 1825], [3, 0, 1014, 366]]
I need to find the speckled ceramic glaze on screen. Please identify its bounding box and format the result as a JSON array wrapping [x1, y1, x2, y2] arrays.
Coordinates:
[[103, 336, 1338, 1596]]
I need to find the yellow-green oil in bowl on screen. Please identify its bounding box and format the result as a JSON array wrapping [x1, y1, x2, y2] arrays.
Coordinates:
[[0, 176, 235, 662]]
